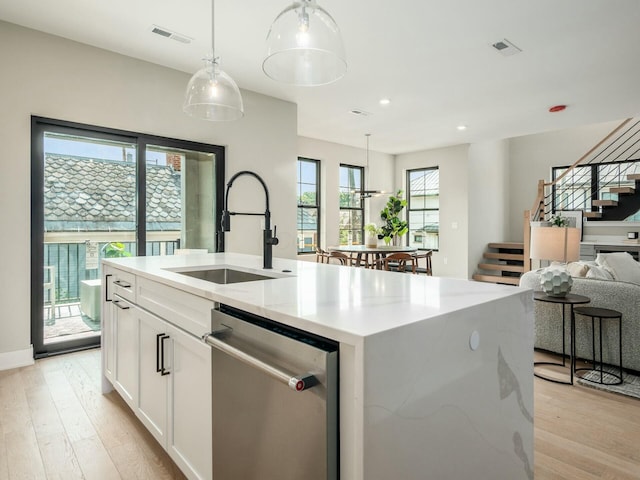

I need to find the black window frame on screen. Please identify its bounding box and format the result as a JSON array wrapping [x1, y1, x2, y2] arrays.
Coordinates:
[[406, 166, 440, 251], [297, 157, 321, 254], [31, 116, 225, 357], [551, 158, 640, 219]]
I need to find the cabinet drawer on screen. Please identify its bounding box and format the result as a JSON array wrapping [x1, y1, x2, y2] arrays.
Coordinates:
[[136, 276, 214, 337], [111, 268, 137, 303]]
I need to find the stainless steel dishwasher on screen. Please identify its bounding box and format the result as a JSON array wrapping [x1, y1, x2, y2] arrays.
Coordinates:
[[203, 304, 339, 480]]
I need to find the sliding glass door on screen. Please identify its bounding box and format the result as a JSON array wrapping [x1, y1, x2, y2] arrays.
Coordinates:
[[31, 117, 225, 357], [145, 144, 218, 254]]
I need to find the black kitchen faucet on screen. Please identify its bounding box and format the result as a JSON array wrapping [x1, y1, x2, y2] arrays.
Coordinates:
[[221, 171, 279, 269]]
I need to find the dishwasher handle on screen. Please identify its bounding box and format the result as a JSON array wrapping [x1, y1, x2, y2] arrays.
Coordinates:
[[202, 332, 318, 392]]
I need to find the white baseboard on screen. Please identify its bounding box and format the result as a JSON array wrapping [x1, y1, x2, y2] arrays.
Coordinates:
[[0, 346, 34, 371]]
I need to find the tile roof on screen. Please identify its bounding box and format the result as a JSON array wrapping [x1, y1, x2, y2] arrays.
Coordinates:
[[44, 155, 181, 231], [409, 169, 439, 193]]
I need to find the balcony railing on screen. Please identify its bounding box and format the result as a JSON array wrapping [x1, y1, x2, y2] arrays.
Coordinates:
[[44, 240, 179, 305]]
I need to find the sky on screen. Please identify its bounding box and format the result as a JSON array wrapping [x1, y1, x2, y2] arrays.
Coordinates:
[[44, 136, 166, 164]]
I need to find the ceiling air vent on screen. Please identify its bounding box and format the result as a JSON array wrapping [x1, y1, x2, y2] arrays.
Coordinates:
[[150, 25, 192, 44], [491, 38, 522, 57]]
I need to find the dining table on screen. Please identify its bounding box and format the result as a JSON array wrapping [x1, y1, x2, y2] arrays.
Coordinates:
[[327, 244, 417, 268]]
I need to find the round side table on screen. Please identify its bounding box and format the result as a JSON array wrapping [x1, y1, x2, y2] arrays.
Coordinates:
[[573, 306, 623, 385], [533, 291, 590, 385]]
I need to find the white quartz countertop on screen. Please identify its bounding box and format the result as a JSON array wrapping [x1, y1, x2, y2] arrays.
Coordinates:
[[104, 253, 528, 343]]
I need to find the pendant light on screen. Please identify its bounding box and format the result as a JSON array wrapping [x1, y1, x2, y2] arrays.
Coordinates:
[[359, 134, 384, 199], [263, 0, 347, 86], [183, 0, 244, 121]]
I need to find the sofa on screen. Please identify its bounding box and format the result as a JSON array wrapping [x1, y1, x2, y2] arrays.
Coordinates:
[[519, 252, 640, 372]]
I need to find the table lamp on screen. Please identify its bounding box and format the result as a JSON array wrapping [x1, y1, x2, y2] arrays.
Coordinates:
[[530, 226, 580, 296]]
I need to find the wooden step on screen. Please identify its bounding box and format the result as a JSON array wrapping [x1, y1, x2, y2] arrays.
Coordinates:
[[628, 173, 640, 181], [610, 186, 635, 194], [478, 263, 524, 273], [483, 252, 524, 261], [592, 199, 618, 207], [472, 274, 520, 286], [583, 211, 602, 219], [488, 242, 524, 250]]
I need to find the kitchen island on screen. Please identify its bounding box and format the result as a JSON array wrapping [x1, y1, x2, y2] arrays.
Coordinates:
[[101, 252, 534, 480]]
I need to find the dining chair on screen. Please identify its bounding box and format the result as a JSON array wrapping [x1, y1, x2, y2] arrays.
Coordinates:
[[375, 253, 417, 273], [327, 251, 355, 266], [413, 250, 433, 275], [315, 248, 331, 263]]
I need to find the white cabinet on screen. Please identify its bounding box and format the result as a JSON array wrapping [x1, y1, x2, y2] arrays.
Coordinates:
[[103, 266, 136, 391], [101, 267, 116, 387], [102, 264, 213, 480], [166, 321, 212, 480], [113, 293, 138, 409], [111, 268, 136, 302], [137, 307, 169, 445], [137, 306, 212, 480]]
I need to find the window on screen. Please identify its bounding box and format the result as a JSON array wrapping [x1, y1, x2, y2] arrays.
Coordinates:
[[297, 158, 320, 253], [339, 164, 364, 245], [407, 167, 439, 250], [552, 165, 592, 212], [552, 159, 640, 220]]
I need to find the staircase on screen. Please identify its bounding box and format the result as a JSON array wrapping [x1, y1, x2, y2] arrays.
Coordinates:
[[532, 118, 640, 226], [587, 173, 640, 220], [473, 117, 640, 286], [512, 116, 640, 277], [472, 242, 524, 286]]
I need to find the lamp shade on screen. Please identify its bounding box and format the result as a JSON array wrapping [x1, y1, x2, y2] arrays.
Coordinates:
[[183, 58, 244, 121], [530, 226, 580, 262], [263, 0, 347, 86]]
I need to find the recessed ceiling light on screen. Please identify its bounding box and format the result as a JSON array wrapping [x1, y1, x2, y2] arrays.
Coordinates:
[[379, 98, 391, 105], [457, 125, 467, 131]]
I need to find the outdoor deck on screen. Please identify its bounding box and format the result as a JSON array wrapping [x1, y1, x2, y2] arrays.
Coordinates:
[[44, 302, 100, 344]]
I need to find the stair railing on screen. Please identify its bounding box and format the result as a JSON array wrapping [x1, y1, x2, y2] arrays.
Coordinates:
[[523, 117, 636, 272]]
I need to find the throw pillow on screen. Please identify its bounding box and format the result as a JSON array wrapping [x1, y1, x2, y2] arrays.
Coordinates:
[[585, 265, 615, 281], [566, 262, 590, 278], [596, 252, 640, 284]]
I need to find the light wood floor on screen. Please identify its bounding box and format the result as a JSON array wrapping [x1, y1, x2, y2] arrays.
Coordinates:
[[534, 352, 640, 480], [0, 348, 186, 479], [1, 349, 639, 479]]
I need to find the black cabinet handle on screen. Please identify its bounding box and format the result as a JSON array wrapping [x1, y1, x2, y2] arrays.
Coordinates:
[[156, 333, 164, 373], [113, 300, 130, 310], [113, 280, 132, 288], [160, 335, 171, 376], [104, 274, 112, 302]]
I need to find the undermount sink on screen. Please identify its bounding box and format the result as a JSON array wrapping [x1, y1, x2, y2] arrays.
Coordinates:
[[174, 268, 281, 285]]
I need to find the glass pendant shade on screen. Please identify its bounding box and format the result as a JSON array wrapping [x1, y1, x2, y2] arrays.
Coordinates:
[[183, 0, 243, 121], [263, 0, 347, 86], [183, 57, 244, 121]]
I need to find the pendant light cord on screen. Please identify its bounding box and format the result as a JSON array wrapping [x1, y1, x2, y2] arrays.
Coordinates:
[[211, 0, 215, 60], [366, 133, 370, 168], [365, 133, 371, 194]]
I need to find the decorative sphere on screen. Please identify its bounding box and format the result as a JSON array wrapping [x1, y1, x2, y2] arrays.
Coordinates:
[[539, 266, 573, 297]]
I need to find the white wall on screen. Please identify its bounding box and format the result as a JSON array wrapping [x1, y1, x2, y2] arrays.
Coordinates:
[[507, 119, 624, 241], [298, 136, 395, 251], [467, 140, 510, 277], [395, 145, 470, 278], [0, 21, 297, 359]]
